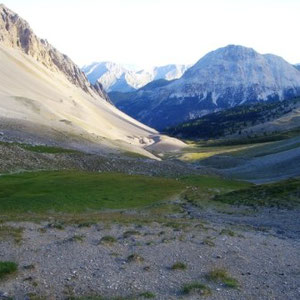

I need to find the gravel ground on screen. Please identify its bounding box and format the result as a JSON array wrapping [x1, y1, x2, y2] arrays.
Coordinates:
[[184, 205, 300, 239], [0, 216, 299, 300]]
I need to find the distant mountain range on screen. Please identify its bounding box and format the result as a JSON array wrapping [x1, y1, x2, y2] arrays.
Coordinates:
[[82, 62, 189, 92], [108, 45, 300, 130]]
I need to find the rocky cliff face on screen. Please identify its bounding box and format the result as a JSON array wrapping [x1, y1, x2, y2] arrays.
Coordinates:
[[110, 45, 300, 129], [82, 61, 189, 93], [0, 4, 109, 101]]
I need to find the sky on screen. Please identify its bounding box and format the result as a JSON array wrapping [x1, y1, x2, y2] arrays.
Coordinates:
[[3, 0, 300, 68]]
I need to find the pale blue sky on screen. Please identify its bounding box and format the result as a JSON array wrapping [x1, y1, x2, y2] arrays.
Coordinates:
[[3, 0, 300, 67]]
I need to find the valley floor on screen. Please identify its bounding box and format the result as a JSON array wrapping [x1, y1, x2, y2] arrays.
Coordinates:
[[0, 140, 299, 300]]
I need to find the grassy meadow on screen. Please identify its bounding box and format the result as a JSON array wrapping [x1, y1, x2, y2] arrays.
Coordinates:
[[0, 171, 185, 215]]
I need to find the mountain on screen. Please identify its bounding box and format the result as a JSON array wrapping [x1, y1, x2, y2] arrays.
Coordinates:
[[0, 4, 110, 102], [109, 45, 300, 130], [294, 64, 300, 71], [82, 62, 189, 92], [0, 4, 185, 159]]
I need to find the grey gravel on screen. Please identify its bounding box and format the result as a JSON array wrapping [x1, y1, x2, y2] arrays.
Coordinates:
[[0, 217, 299, 299]]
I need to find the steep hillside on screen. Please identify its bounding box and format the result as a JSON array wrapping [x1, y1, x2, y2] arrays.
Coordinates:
[[0, 4, 109, 101], [82, 61, 189, 92], [166, 97, 300, 139], [0, 4, 185, 159], [110, 45, 300, 130]]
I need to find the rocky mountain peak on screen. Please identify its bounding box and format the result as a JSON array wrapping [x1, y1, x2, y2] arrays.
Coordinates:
[[182, 45, 300, 88], [214, 44, 258, 60], [0, 4, 109, 101]]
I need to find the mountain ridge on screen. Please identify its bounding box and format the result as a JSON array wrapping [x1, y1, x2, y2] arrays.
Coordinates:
[[0, 3, 109, 101], [109, 45, 300, 129], [82, 61, 189, 92]]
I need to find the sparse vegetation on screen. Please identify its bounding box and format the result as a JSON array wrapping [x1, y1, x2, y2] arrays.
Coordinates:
[[139, 291, 156, 298], [123, 230, 141, 238], [0, 261, 18, 280], [20, 144, 78, 154], [70, 235, 85, 242], [220, 229, 235, 236], [67, 297, 104, 300], [182, 282, 211, 296], [203, 237, 215, 247], [23, 264, 35, 270], [0, 226, 23, 243], [0, 141, 79, 154], [171, 262, 187, 270], [25, 293, 45, 300], [206, 268, 239, 288], [100, 236, 117, 244], [164, 222, 188, 231], [77, 222, 95, 228], [214, 178, 300, 209], [127, 253, 144, 263], [48, 222, 65, 230]]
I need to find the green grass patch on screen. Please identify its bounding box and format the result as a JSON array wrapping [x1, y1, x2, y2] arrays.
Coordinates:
[[0, 171, 184, 215], [127, 253, 144, 263], [100, 236, 117, 244], [182, 282, 211, 296], [70, 235, 85, 242], [68, 297, 104, 300], [20, 144, 78, 154], [0, 141, 78, 154], [214, 178, 300, 209], [203, 237, 215, 247], [122, 151, 149, 159], [206, 268, 239, 288], [123, 230, 141, 238], [220, 229, 235, 237], [139, 291, 156, 298], [0, 261, 18, 280], [171, 262, 187, 270], [164, 221, 189, 231]]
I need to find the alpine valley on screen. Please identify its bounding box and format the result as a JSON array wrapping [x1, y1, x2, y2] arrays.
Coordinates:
[[0, 3, 300, 300]]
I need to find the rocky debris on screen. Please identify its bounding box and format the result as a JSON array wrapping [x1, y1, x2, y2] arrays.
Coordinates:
[[0, 220, 299, 299], [0, 143, 216, 177]]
